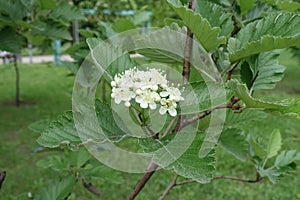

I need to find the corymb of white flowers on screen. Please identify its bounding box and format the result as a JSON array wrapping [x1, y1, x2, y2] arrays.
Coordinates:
[[111, 68, 184, 117]]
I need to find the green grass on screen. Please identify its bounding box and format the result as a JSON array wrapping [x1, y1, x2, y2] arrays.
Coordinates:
[[0, 51, 300, 199], [0, 64, 74, 197]]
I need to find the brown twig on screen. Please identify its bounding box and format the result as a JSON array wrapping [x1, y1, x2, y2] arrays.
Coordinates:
[[177, 97, 241, 131], [159, 173, 262, 200], [182, 0, 195, 84], [0, 171, 6, 189], [158, 174, 179, 200], [251, 72, 259, 87], [162, 116, 177, 137], [126, 161, 159, 200], [82, 179, 101, 197], [213, 173, 262, 183], [231, 14, 240, 36], [227, 62, 239, 81], [173, 0, 196, 133]]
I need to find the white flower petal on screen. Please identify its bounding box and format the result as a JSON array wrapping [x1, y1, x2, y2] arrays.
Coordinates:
[[140, 102, 148, 108], [168, 108, 177, 116], [115, 98, 122, 104], [159, 107, 167, 115], [124, 101, 131, 107], [160, 91, 169, 97], [149, 102, 157, 110], [111, 81, 117, 87], [135, 96, 143, 103]]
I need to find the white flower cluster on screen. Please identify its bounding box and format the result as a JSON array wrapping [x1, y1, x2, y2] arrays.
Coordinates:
[[111, 68, 184, 117]]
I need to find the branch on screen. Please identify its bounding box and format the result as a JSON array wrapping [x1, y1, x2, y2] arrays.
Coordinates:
[[82, 179, 101, 197], [0, 171, 6, 190], [158, 175, 179, 200], [227, 62, 239, 81], [178, 97, 241, 131], [213, 173, 262, 183], [231, 13, 240, 37], [159, 173, 262, 199], [162, 116, 177, 137], [182, 0, 196, 84], [126, 161, 159, 200], [174, 0, 196, 132]]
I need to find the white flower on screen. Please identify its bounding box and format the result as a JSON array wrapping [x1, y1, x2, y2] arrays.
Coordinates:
[[160, 87, 184, 101], [159, 98, 177, 117], [110, 67, 184, 116], [111, 88, 135, 104], [135, 89, 160, 109]]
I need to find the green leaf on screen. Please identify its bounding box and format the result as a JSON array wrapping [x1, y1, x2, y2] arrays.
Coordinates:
[[37, 100, 130, 148], [164, 18, 185, 27], [167, 0, 226, 51], [0, 1, 27, 21], [49, 2, 85, 21], [135, 23, 186, 64], [36, 148, 91, 171], [0, 27, 23, 53], [86, 38, 136, 80], [241, 51, 286, 90], [237, 0, 256, 15], [81, 163, 124, 184], [94, 100, 129, 141], [277, 1, 300, 12], [195, 1, 234, 37], [275, 150, 300, 167], [32, 22, 72, 40], [250, 137, 267, 158], [99, 21, 116, 38], [78, 29, 99, 38], [228, 12, 300, 61], [140, 133, 216, 183], [219, 128, 248, 161], [36, 111, 82, 148], [180, 81, 227, 114], [246, 3, 273, 22], [38, 0, 57, 10], [28, 119, 51, 133], [112, 18, 135, 32], [36, 155, 67, 171], [35, 176, 75, 200], [257, 166, 282, 183], [262, 0, 300, 12], [76, 148, 91, 168], [240, 62, 253, 89], [224, 109, 266, 128], [266, 129, 282, 159], [129, 107, 142, 126], [228, 79, 300, 120]]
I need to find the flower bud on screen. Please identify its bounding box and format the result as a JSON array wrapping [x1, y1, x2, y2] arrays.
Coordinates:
[[111, 81, 117, 87], [124, 101, 131, 107]]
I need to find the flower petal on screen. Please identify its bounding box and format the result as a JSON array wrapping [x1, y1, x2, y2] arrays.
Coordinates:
[[159, 106, 167, 115], [149, 102, 157, 110], [160, 91, 169, 97], [168, 108, 177, 117], [140, 101, 148, 108]]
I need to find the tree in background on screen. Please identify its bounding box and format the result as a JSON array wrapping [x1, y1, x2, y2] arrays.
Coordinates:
[[0, 0, 85, 106]]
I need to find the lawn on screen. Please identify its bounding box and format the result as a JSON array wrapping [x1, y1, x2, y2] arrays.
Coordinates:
[[0, 50, 300, 199]]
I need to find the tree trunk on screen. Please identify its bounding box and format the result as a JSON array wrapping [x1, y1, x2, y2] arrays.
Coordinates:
[[13, 55, 20, 107]]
